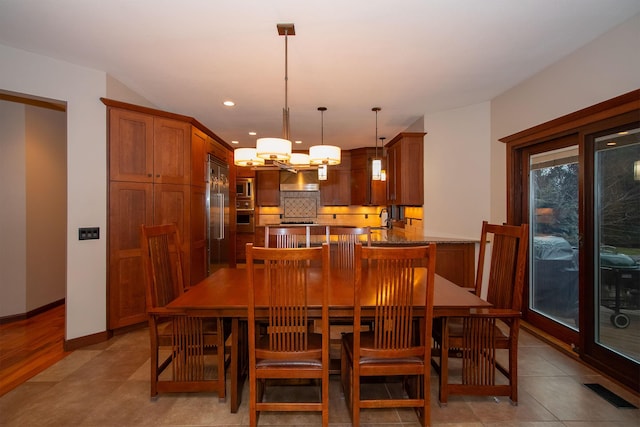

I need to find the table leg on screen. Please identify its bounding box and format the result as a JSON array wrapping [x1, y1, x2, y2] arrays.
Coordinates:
[[230, 318, 248, 413]]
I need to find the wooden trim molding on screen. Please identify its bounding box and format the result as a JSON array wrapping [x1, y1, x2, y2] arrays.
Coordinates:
[[64, 330, 111, 351], [0, 299, 65, 325], [500, 89, 640, 148]]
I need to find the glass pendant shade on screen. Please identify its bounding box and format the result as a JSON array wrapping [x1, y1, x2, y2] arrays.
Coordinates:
[[317, 164, 328, 180], [256, 137, 292, 160], [289, 152, 310, 166], [234, 148, 265, 166], [372, 158, 382, 181], [635, 160, 640, 180], [380, 168, 387, 181], [309, 145, 341, 165]]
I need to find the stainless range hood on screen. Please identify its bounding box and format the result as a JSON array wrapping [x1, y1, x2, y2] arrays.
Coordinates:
[[279, 170, 320, 191]]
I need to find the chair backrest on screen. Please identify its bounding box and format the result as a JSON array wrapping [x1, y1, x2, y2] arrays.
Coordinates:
[[328, 226, 371, 270], [354, 244, 436, 358], [140, 223, 185, 309], [246, 243, 329, 355], [475, 221, 529, 311]]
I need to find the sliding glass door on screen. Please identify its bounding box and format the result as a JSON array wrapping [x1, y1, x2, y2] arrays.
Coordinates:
[[588, 127, 640, 368], [506, 93, 640, 390]]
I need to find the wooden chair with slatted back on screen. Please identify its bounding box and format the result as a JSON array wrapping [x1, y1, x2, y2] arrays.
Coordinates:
[[246, 243, 330, 427], [140, 223, 228, 399], [328, 226, 371, 270], [431, 221, 528, 405], [341, 244, 436, 427], [264, 225, 309, 248]]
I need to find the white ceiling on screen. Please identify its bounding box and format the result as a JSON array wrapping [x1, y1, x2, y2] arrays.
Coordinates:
[[1, 0, 639, 150]]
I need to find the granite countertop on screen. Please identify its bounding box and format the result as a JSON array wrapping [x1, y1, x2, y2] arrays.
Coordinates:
[[259, 224, 477, 245], [369, 228, 477, 245]]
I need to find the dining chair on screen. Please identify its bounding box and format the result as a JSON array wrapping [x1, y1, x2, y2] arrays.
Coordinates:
[[327, 226, 371, 270], [140, 223, 228, 399], [245, 243, 330, 426], [432, 221, 528, 405], [341, 244, 436, 427], [264, 225, 311, 248]]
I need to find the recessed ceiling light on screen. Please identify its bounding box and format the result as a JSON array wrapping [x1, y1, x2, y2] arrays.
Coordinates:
[[249, 131, 257, 136], [223, 100, 235, 107], [294, 140, 302, 144], [607, 141, 617, 146], [231, 140, 239, 144]]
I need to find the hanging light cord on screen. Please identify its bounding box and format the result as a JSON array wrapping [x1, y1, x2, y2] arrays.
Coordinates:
[[283, 27, 290, 140], [373, 107, 381, 159]]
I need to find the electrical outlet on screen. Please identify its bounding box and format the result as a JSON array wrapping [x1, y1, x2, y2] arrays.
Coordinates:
[[79, 227, 100, 240]]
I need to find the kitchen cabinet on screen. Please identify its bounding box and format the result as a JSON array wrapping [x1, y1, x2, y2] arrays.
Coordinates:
[[320, 151, 351, 206], [350, 148, 386, 206], [235, 233, 255, 263], [435, 243, 476, 289], [256, 170, 280, 206], [385, 132, 425, 206], [104, 99, 232, 330]]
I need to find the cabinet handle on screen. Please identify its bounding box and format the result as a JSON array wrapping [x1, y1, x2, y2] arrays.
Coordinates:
[[147, 173, 152, 177]]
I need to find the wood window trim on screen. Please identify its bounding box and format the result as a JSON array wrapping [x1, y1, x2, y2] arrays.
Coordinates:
[[500, 89, 640, 224]]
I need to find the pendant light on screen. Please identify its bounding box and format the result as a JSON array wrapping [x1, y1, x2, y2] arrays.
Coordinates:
[[315, 107, 329, 180], [371, 107, 382, 181], [379, 137, 387, 181], [234, 23, 295, 166], [310, 107, 341, 166]]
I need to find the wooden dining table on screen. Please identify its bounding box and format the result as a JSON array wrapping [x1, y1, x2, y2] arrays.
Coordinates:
[[167, 266, 490, 413]]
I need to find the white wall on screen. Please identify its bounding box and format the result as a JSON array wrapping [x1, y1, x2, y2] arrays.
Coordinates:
[[25, 106, 67, 311], [0, 44, 107, 340], [423, 102, 491, 239], [0, 101, 27, 317], [490, 13, 640, 223]]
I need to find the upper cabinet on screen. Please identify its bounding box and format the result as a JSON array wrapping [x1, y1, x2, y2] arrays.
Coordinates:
[[256, 170, 280, 206], [350, 148, 386, 206], [320, 151, 351, 206], [385, 132, 425, 206]]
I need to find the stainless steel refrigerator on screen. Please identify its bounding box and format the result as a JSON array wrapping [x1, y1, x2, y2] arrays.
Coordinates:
[[207, 155, 230, 272]]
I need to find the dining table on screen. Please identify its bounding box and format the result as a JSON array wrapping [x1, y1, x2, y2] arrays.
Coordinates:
[[167, 266, 491, 413]]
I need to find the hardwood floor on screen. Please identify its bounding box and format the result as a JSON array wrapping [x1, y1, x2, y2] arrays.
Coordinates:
[[0, 304, 69, 397]]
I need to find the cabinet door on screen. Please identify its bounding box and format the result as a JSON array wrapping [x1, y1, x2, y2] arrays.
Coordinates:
[[321, 168, 351, 205], [190, 185, 207, 285], [399, 137, 424, 205], [108, 181, 153, 329], [386, 144, 399, 204], [109, 109, 154, 183], [154, 183, 191, 285], [191, 127, 208, 188], [256, 170, 280, 206], [154, 118, 191, 185]]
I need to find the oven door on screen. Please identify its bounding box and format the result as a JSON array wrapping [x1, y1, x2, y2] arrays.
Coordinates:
[[236, 211, 254, 233]]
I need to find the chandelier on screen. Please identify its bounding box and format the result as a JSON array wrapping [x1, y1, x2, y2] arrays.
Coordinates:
[[234, 23, 340, 171]]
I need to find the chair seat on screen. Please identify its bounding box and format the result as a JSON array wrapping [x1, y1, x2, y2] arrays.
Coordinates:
[[342, 332, 424, 365]]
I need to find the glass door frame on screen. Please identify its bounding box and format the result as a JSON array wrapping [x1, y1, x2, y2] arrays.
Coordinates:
[[519, 135, 580, 346]]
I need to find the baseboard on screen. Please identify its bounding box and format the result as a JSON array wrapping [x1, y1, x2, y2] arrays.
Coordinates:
[[0, 298, 65, 325], [64, 330, 112, 351]]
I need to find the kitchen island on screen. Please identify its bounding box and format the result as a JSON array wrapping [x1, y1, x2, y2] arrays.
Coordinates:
[[249, 225, 478, 288]]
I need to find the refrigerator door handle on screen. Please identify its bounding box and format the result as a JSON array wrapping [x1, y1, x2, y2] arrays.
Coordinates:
[[216, 193, 225, 240]]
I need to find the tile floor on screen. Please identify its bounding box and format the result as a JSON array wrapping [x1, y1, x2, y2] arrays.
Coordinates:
[[0, 327, 638, 426]]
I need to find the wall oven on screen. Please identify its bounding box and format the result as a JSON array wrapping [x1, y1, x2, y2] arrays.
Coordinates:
[[236, 178, 253, 199], [236, 209, 255, 233]]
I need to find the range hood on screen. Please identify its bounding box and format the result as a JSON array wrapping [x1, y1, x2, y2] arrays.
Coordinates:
[[279, 170, 320, 191]]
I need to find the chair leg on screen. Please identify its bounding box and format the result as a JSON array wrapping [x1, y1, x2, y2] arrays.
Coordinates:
[[216, 318, 226, 401], [439, 320, 449, 405]]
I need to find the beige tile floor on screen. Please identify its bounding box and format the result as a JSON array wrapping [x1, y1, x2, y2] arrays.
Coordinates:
[[0, 327, 638, 426]]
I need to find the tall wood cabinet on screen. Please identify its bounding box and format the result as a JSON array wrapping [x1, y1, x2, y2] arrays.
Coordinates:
[[385, 132, 425, 206], [104, 99, 231, 330]]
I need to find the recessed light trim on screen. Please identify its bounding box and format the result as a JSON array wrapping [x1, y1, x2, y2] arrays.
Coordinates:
[[223, 100, 235, 107]]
